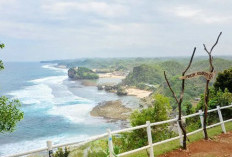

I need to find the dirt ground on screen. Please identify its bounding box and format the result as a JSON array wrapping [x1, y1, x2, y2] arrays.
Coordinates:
[[160, 132, 232, 157]]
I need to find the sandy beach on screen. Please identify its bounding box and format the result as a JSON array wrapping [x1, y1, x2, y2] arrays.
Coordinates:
[[126, 88, 152, 98], [98, 73, 126, 79]]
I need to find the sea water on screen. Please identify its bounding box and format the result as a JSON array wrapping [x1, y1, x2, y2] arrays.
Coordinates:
[[0, 62, 139, 156]]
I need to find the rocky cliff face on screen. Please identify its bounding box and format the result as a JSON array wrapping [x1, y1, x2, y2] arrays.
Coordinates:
[[68, 67, 99, 80], [68, 67, 78, 79]]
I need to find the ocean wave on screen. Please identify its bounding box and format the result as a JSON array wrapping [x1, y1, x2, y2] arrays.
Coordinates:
[[8, 71, 94, 124], [42, 64, 68, 74], [8, 83, 55, 106], [48, 103, 94, 123], [0, 134, 89, 156]]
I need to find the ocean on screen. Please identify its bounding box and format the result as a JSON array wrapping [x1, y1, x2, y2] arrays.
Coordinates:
[[0, 62, 139, 156]]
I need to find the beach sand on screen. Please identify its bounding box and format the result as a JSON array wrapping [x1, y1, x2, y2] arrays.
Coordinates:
[[126, 88, 152, 98], [98, 73, 126, 79]]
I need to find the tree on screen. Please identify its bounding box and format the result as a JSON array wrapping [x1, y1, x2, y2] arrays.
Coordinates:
[[0, 97, 23, 133], [214, 68, 232, 93], [120, 94, 172, 152], [0, 43, 24, 133], [202, 32, 222, 140], [197, 87, 232, 123], [0, 43, 4, 49], [164, 47, 196, 149]]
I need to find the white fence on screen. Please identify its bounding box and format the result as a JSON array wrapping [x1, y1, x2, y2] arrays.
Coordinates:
[[4, 104, 232, 157]]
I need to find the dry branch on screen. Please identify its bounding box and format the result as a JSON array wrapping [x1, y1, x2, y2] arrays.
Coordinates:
[[164, 47, 196, 149], [202, 32, 222, 140]]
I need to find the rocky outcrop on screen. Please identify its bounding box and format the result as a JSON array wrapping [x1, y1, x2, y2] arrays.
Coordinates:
[[68, 67, 99, 80], [68, 67, 78, 79], [90, 100, 131, 120], [116, 87, 128, 96]]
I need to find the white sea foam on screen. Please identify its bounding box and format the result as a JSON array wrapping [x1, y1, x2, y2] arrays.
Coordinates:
[[8, 83, 54, 106], [0, 134, 89, 156], [30, 75, 67, 84], [48, 103, 94, 123], [0, 64, 105, 156], [42, 64, 68, 73], [8, 68, 94, 124]]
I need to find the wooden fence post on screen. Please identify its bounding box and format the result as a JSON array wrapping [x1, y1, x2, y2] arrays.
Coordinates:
[[47, 141, 53, 157], [176, 116, 183, 147], [198, 110, 205, 138], [107, 129, 114, 157], [146, 121, 154, 157], [217, 106, 226, 133]]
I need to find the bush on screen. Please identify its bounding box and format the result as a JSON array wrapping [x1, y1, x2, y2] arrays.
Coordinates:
[[113, 94, 175, 153], [54, 147, 70, 157], [214, 68, 232, 93]]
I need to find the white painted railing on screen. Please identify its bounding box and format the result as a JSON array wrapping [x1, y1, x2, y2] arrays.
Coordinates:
[[4, 104, 232, 157]]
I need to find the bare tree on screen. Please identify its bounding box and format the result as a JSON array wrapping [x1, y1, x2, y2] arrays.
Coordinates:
[[164, 47, 196, 149], [202, 32, 222, 140]]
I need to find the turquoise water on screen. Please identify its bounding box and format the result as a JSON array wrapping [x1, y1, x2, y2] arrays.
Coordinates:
[[0, 62, 139, 156]]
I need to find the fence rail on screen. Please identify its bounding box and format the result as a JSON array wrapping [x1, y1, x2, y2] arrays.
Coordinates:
[[4, 104, 232, 157]]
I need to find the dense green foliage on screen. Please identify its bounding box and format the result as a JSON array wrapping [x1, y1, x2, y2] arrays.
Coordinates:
[[196, 88, 232, 124], [123, 64, 163, 86], [114, 94, 175, 153], [68, 67, 99, 79], [214, 68, 232, 92], [0, 97, 24, 133], [0, 43, 4, 49], [54, 147, 70, 157], [0, 43, 24, 133]]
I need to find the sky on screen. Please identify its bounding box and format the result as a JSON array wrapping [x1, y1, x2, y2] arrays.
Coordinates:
[[0, 0, 231, 61]]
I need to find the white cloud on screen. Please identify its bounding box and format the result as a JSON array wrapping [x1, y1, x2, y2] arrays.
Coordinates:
[[164, 5, 232, 24], [42, 1, 128, 17], [172, 6, 201, 18]]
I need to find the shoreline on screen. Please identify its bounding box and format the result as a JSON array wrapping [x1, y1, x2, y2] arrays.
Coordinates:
[[55, 65, 147, 122]]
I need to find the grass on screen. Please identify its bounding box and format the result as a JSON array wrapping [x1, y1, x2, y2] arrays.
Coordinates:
[[124, 121, 232, 157]]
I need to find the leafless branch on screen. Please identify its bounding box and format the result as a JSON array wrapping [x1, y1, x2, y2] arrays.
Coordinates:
[[183, 47, 196, 75], [164, 71, 179, 104], [202, 32, 222, 140], [210, 32, 222, 53], [180, 47, 196, 100]]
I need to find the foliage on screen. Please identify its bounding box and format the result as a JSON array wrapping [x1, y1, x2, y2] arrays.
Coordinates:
[[124, 121, 232, 157], [0, 44, 24, 133], [214, 67, 232, 93], [0, 96, 24, 133], [122, 64, 163, 86], [54, 147, 70, 157], [0, 43, 4, 49], [196, 88, 232, 124], [159, 61, 183, 76], [114, 94, 174, 152], [0, 43, 4, 70], [68, 67, 99, 79]]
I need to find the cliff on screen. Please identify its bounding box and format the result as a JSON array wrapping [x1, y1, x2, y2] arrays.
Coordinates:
[[68, 67, 99, 80]]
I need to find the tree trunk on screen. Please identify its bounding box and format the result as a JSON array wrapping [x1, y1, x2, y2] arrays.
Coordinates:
[[203, 80, 209, 140]]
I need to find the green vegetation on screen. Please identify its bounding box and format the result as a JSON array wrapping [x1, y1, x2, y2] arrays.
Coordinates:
[[123, 94, 174, 150], [68, 67, 99, 80], [44, 57, 232, 156], [68, 115, 232, 157], [0, 97, 24, 133], [123, 64, 163, 86], [124, 121, 232, 157], [54, 147, 70, 157], [0, 43, 4, 49], [214, 67, 232, 92], [0, 43, 24, 133], [196, 87, 232, 124]]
